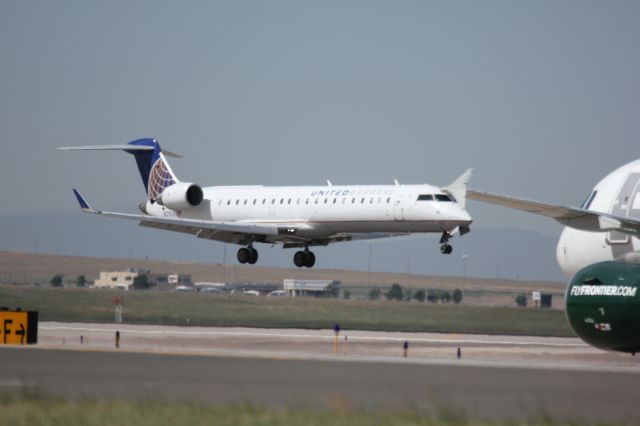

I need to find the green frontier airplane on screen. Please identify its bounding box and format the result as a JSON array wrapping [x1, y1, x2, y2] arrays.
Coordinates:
[[469, 159, 640, 354]]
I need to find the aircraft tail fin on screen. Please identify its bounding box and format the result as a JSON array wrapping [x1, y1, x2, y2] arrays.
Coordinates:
[[58, 138, 181, 201], [443, 168, 474, 209]]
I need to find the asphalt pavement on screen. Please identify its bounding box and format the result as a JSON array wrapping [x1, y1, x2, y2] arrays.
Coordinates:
[[1, 346, 640, 423]]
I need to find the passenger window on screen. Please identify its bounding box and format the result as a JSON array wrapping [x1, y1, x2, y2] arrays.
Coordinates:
[[352, 198, 356, 204], [361, 198, 365, 203], [315, 199, 319, 204], [262, 199, 266, 204], [288, 199, 291, 204], [244, 199, 247, 205], [306, 199, 309, 204], [227, 200, 231, 205], [386, 197, 391, 203], [324, 198, 328, 204], [333, 198, 337, 204], [280, 199, 284, 204], [253, 199, 257, 205], [271, 199, 275, 204], [236, 200, 239, 205], [296, 198, 300, 204], [370, 198, 374, 204]]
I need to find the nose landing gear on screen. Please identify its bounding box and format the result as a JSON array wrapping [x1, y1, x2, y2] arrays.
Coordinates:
[[293, 249, 316, 268], [440, 232, 453, 255], [440, 244, 453, 255]]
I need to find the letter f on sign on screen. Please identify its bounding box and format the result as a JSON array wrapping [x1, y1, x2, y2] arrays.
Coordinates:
[[3, 319, 12, 344]]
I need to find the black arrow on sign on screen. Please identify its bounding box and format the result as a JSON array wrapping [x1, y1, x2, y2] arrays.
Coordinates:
[[15, 323, 25, 344]]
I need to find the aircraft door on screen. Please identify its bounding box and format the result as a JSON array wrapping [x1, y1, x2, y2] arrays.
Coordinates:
[[393, 194, 405, 221], [607, 173, 640, 253]]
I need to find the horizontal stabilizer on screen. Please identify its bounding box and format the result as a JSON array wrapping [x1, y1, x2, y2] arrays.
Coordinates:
[[58, 145, 154, 152], [58, 144, 182, 158]]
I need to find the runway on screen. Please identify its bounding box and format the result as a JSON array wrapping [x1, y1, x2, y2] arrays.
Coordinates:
[[37, 322, 636, 371], [1, 322, 639, 423]]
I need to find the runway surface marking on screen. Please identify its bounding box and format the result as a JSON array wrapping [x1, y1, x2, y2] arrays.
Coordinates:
[[40, 324, 586, 348], [27, 344, 640, 374]]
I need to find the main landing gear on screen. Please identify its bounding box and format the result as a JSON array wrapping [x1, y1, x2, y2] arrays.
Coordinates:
[[237, 246, 258, 264], [293, 249, 316, 268], [440, 231, 453, 255]]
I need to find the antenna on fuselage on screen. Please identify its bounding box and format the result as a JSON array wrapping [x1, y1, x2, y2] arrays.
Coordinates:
[[394, 179, 400, 186], [326, 180, 333, 186]]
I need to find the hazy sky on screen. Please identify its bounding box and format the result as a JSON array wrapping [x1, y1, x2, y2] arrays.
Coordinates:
[[1, 1, 639, 280]]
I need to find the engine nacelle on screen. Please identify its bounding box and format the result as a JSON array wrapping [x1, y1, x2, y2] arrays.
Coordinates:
[[157, 182, 203, 210], [565, 261, 640, 353]]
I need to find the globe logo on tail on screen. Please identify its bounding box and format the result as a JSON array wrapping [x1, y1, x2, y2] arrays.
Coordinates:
[[148, 158, 176, 202]]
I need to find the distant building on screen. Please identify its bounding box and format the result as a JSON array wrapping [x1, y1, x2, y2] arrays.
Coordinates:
[[148, 272, 193, 291], [93, 269, 192, 291], [194, 282, 227, 292], [532, 291, 553, 308], [283, 279, 340, 297], [93, 269, 147, 290], [540, 294, 553, 308]]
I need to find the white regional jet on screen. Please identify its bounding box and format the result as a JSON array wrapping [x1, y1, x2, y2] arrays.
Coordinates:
[[468, 159, 640, 278], [60, 138, 474, 268]]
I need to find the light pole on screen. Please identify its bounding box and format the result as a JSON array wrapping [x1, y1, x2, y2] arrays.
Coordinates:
[[368, 241, 372, 286], [462, 254, 468, 279]]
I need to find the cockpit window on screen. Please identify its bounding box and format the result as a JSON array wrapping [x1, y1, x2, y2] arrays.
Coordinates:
[[435, 194, 453, 202], [417, 194, 434, 201]]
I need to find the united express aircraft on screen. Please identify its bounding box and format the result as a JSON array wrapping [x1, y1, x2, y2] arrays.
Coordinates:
[[60, 138, 473, 268], [469, 159, 640, 354]]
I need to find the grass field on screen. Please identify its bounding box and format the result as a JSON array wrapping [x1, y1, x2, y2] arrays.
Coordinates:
[[0, 285, 573, 336], [0, 391, 598, 426]]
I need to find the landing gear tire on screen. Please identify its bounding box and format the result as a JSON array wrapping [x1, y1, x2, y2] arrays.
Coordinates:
[[248, 248, 258, 264], [237, 248, 250, 264], [238, 247, 259, 264], [293, 250, 316, 268], [440, 244, 453, 255], [304, 251, 316, 268], [294, 251, 306, 267]]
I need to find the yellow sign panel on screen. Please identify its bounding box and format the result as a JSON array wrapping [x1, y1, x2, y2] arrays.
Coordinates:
[[0, 310, 38, 345]]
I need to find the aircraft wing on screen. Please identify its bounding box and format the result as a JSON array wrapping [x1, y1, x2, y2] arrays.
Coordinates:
[[72, 189, 310, 245], [467, 190, 640, 236]]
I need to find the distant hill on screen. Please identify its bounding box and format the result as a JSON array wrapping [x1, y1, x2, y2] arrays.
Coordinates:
[[0, 211, 566, 281], [0, 249, 560, 288]]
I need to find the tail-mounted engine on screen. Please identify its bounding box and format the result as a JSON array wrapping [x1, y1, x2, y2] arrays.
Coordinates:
[[157, 182, 203, 210]]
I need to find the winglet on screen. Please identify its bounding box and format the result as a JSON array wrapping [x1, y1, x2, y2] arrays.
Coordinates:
[[443, 168, 474, 209], [72, 189, 95, 212]]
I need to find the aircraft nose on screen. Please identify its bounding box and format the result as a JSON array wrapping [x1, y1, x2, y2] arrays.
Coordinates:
[[454, 206, 473, 224]]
